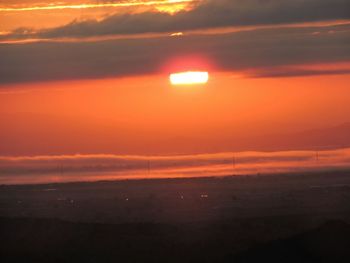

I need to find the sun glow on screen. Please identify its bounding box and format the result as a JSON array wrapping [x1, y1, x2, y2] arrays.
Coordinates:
[[170, 71, 209, 85]]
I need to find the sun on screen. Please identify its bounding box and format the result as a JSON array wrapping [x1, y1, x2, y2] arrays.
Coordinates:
[[169, 71, 209, 85]]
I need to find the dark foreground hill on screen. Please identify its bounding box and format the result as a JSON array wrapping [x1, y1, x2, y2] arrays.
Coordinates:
[[234, 220, 350, 263], [1, 217, 350, 263]]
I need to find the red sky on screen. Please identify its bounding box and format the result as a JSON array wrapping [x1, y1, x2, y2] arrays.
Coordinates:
[[0, 1, 350, 184], [1, 72, 350, 155]]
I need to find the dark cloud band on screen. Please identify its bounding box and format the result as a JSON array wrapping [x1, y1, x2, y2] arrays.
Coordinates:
[[0, 24, 349, 84]]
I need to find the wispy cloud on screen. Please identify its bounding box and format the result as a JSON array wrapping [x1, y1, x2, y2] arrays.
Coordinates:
[[246, 63, 350, 78], [0, 0, 194, 12], [1, 148, 350, 184]]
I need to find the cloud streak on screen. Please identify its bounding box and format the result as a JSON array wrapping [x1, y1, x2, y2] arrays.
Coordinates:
[[0, 0, 193, 12], [1, 148, 350, 184]]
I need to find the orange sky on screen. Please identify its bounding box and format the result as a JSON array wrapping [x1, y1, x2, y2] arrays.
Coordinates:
[[1, 72, 350, 155], [1, 0, 350, 157]]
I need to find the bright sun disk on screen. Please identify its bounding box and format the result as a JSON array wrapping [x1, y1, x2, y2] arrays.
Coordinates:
[[170, 71, 209, 85]]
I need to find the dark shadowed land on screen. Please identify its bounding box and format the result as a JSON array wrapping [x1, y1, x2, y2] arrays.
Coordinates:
[[1, 170, 350, 262]]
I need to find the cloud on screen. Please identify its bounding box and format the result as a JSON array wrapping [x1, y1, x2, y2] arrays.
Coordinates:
[[0, 0, 193, 12], [1, 148, 350, 184], [0, 23, 349, 84], [247, 67, 350, 78], [1, 0, 350, 41]]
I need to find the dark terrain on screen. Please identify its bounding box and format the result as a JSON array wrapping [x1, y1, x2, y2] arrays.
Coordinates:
[[1, 171, 350, 262]]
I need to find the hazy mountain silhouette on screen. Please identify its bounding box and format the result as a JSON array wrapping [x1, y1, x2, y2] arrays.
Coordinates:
[[242, 122, 350, 151], [163, 122, 350, 154], [1, 112, 350, 155]]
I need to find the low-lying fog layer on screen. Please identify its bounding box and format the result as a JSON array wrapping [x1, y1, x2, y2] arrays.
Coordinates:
[[1, 148, 350, 184]]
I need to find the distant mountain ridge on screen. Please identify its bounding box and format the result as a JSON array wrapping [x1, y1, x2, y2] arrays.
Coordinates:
[[245, 122, 350, 151], [1, 111, 350, 155], [163, 122, 350, 154]]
